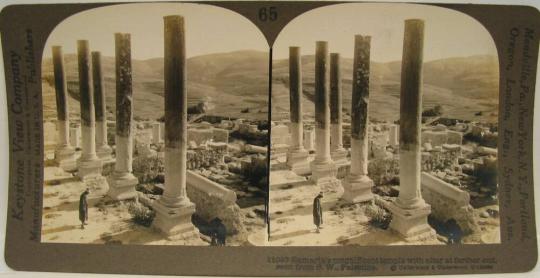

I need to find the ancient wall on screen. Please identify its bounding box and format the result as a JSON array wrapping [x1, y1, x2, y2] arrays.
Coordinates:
[[186, 170, 246, 235], [187, 128, 214, 145], [421, 172, 478, 233]]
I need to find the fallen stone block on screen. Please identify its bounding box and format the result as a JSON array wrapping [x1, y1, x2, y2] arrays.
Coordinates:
[[422, 130, 447, 146], [421, 172, 478, 233]]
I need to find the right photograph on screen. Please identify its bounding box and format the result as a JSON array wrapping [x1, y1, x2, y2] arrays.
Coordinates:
[[269, 3, 500, 246]]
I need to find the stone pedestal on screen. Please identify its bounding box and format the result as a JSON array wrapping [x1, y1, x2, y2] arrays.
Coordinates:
[[286, 146, 310, 175], [77, 158, 103, 181], [286, 47, 310, 175], [107, 33, 138, 200], [310, 159, 340, 191], [341, 35, 374, 203], [75, 40, 103, 181], [387, 201, 435, 241], [52, 46, 76, 172], [92, 51, 113, 161], [152, 197, 199, 238], [310, 41, 340, 191], [342, 174, 373, 203], [389, 19, 435, 241], [55, 148, 77, 172], [152, 15, 199, 239], [107, 172, 138, 200]]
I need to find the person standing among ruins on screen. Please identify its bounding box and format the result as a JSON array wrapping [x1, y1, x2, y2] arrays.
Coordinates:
[[313, 192, 323, 233], [79, 188, 90, 229]]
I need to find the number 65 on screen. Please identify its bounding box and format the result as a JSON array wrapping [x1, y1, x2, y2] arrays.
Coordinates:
[[259, 7, 277, 22]]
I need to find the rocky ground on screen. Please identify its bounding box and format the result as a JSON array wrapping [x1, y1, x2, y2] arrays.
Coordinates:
[[42, 165, 206, 245], [269, 142, 501, 246], [41, 121, 268, 246], [269, 170, 442, 246]]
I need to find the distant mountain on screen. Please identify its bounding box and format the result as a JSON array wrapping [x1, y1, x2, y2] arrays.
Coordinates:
[[42, 51, 499, 124], [42, 50, 269, 121], [272, 55, 499, 123]]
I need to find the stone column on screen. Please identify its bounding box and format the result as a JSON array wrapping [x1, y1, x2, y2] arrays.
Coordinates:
[[341, 35, 374, 203], [70, 125, 81, 149], [92, 51, 113, 161], [303, 128, 315, 151], [310, 41, 340, 190], [76, 40, 103, 180], [107, 33, 138, 200], [52, 46, 76, 172], [389, 124, 399, 147], [152, 15, 199, 238], [388, 19, 435, 241], [152, 122, 163, 144], [159, 122, 165, 141], [286, 46, 310, 175], [329, 53, 348, 165]]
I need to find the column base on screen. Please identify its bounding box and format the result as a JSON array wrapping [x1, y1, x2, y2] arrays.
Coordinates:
[[286, 148, 310, 175], [310, 160, 341, 191], [331, 148, 348, 166], [77, 157, 103, 181], [341, 174, 374, 203], [152, 199, 200, 239], [55, 146, 77, 172], [107, 172, 138, 200], [96, 144, 113, 162], [387, 201, 436, 242]]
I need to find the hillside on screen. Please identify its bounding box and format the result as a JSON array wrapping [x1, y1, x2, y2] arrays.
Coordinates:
[[42, 51, 499, 124], [272, 55, 499, 123], [42, 50, 270, 121]]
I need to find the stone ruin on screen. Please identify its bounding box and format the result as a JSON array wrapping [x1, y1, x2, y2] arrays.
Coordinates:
[[47, 15, 260, 243], [420, 172, 479, 233], [274, 18, 496, 243]]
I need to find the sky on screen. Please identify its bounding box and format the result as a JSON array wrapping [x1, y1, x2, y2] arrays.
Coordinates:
[[273, 3, 498, 62], [43, 2, 498, 62], [43, 2, 268, 59]]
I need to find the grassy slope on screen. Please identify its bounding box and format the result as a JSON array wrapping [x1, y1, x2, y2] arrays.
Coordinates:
[[272, 55, 499, 123], [43, 51, 498, 124], [42, 50, 269, 121]]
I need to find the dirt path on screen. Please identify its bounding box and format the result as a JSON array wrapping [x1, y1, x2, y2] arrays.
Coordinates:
[[42, 164, 206, 245], [269, 169, 443, 246], [269, 181, 368, 246]]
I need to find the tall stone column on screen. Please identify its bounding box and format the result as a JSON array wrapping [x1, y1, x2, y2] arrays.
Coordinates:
[[52, 46, 76, 172], [152, 15, 199, 238], [76, 40, 103, 180], [92, 51, 113, 161], [107, 33, 138, 200], [389, 124, 399, 147], [388, 19, 435, 241], [70, 124, 81, 149], [152, 122, 163, 144], [286, 46, 310, 175], [310, 41, 340, 190], [341, 35, 374, 203], [329, 53, 348, 165]]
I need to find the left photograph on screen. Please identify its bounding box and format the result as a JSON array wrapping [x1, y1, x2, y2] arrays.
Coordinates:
[[41, 3, 269, 246]]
